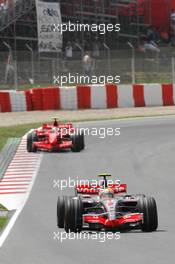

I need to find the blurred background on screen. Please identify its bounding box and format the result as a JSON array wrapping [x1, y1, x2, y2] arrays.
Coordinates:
[[0, 0, 175, 88]]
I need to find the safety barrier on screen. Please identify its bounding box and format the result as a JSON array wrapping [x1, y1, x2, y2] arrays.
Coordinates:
[[0, 84, 175, 112], [0, 91, 11, 112]]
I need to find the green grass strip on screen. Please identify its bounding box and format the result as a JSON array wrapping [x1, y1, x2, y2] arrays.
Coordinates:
[[0, 217, 8, 230]]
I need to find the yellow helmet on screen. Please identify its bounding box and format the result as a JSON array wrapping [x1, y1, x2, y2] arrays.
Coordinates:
[[99, 188, 114, 198]]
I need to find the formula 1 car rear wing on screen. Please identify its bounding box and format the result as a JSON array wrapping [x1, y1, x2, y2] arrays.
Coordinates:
[[76, 183, 127, 194], [76, 173, 127, 194]]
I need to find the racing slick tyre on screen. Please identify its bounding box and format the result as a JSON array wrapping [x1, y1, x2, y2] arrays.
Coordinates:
[[27, 132, 38, 152], [64, 197, 83, 233], [57, 196, 67, 228], [71, 133, 84, 152], [137, 196, 158, 232], [80, 132, 85, 150]]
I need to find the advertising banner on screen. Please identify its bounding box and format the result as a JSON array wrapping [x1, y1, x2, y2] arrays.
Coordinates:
[[35, 0, 62, 52]]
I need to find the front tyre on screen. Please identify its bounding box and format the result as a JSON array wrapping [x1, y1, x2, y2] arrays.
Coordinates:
[[71, 133, 85, 152], [64, 197, 83, 233], [137, 196, 158, 232], [27, 132, 38, 152], [57, 196, 66, 228], [79, 132, 85, 150]]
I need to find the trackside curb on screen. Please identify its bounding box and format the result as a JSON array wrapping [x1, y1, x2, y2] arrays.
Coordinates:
[[0, 133, 42, 248]]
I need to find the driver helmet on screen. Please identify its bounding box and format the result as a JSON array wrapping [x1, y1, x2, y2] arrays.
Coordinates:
[[99, 188, 114, 198]]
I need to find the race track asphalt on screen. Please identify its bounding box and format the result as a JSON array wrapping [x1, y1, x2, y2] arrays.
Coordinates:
[[1, 116, 175, 264]]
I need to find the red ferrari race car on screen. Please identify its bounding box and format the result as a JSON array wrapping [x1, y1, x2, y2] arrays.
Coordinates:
[[57, 173, 158, 233], [27, 118, 85, 152]]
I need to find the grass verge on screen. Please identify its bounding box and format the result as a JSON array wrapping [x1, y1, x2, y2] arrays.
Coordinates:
[[0, 205, 8, 231], [0, 204, 8, 211], [0, 217, 8, 230], [0, 123, 42, 150]]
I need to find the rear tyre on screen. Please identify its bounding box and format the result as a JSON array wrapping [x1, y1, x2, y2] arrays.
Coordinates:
[[57, 196, 66, 228], [71, 133, 85, 152], [27, 132, 38, 152], [79, 132, 85, 150], [137, 196, 158, 232], [64, 198, 83, 233]]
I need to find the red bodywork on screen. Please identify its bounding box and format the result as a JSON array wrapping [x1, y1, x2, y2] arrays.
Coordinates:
[[83, 213, 143, 228], [33, 123, 75, 151], [76, 183, 127, 194], [76, 182, 143, 229]]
